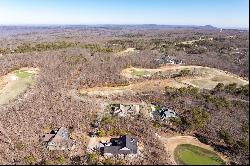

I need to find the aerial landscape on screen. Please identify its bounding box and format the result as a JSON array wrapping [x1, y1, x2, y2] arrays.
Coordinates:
[[0, 0, 249, 165]]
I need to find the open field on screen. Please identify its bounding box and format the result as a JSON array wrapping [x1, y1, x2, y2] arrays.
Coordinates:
[[0, 68, 38, 106], [174, 144, 225, 165]]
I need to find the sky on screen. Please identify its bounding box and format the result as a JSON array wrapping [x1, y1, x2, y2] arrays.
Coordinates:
[[0, 0, 249, 28]]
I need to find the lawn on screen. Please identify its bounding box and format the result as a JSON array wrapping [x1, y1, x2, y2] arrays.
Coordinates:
[[131, 70, 145, 77], [174, 144, 225, 165]]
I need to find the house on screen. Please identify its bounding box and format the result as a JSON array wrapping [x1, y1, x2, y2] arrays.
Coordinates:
[[151, 104, 177, 121], [110, 104, 140, 117], [153, 54, 183, 65], [42, 127, 75, 151], [100, 135, 138, 156], [159, 107, 177, 119]]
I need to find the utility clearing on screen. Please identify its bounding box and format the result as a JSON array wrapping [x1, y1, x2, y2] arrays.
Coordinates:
[[160, 135, 227, 165], [0, 68, 38, 106]]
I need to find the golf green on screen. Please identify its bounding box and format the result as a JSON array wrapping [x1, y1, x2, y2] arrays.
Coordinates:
[[174, 144, 225, 165]]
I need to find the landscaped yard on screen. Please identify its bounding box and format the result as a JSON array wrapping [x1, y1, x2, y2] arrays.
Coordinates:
[[174, 144, 225, 165]]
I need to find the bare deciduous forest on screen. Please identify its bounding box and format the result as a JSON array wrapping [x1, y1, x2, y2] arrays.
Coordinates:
[[0, 25, 249, 165]]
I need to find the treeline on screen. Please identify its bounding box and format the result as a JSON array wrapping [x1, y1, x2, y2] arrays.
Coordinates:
[[0, 42, 126, 55]]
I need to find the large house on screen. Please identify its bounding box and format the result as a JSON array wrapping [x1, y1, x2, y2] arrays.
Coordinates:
[[42, 127, 75, 150], [110, 104, 140, 117], [100, 135, 138, 156], [151, 104, 177, 121], [153, 54, 183, 65]]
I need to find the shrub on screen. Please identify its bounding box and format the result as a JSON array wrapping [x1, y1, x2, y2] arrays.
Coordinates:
[[218, 128, 234, 145], [24, 155, 37, 165], [96, 128, 106, 137], [87, 153, 99, 165], [179, 69, 191, 77], [190, 107, 210, 130], [101, 114, 116, 125], [239, 138, 249, 150], [225, 83, 237, 93], [213, 83, 225, 92], [153, 121, 161, 128], [102, 158, 115, 165], [55, 155, 66, 165], [242, 123, 249, 133]]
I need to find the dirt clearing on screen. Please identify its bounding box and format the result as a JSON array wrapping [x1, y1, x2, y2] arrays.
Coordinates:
[[116, 48, 139, 56], [79, 79, 187, 97]]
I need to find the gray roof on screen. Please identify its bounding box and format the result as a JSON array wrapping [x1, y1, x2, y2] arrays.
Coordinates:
[[42, 127, 75, 150], [103, 135, 138, 155]]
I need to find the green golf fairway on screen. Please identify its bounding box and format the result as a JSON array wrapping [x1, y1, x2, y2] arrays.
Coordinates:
[[174, 144, 225, 165]]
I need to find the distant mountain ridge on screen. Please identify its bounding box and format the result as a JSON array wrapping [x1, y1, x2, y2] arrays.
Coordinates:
[[0, 24, 218, 30]]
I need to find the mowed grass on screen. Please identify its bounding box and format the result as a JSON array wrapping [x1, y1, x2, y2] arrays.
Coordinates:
[[15, 71, 33, 78], [131, 70, 146, 77], [189, 74, 248, 90], [174, 144, 225, 165]]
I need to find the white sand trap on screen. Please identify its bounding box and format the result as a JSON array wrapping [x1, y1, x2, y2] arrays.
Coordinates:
[[10, 75, 18, 81]]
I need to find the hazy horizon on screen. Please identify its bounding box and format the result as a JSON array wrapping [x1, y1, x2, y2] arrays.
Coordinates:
[[0, 0, 249, 28]]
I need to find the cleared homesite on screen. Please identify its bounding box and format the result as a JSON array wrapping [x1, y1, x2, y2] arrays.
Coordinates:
[[79, 65, 248, 97], [0, 68, 38, 106]]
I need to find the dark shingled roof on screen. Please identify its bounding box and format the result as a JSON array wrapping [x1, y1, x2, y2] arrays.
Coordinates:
[[103, 135, 138, 155]]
